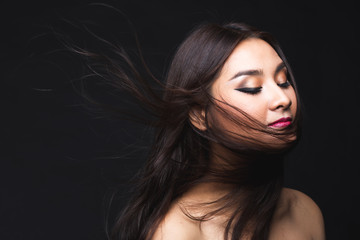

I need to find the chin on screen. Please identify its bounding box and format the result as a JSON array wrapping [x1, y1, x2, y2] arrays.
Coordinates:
[[264, 134, 298, 152]]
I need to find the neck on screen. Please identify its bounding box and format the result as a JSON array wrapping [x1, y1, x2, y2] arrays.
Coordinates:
[[178, 142, 284, 214]]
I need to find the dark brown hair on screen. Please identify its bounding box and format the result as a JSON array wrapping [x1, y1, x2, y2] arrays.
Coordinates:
[[73, 22, 302, 240]]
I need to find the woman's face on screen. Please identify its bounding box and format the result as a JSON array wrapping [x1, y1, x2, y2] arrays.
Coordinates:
[[210, 38, 297, 142]]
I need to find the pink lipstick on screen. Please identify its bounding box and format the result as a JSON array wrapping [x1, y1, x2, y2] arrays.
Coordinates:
[[268, 117, 292, 128]]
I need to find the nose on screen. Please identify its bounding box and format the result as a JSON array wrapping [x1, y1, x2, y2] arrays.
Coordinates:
[[268, 84, 292, 111]]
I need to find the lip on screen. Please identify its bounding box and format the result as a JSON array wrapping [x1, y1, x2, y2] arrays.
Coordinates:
[[268, 117, 292, 128]]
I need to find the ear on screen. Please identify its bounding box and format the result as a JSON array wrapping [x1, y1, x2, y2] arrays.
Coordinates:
[[189, 107, 207, 131]]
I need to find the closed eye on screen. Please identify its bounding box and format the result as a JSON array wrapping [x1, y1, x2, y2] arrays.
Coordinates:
[[278, 81, 291, 88], [235, 87, 262, 95]]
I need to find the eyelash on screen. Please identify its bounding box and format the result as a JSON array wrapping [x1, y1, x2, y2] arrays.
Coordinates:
[[278, 81, 291, 88], [236, 81, 291, 95], [236, 87, 262, 95]]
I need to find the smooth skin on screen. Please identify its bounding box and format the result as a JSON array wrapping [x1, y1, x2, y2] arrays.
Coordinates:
[[152, 38, 325, 239], [153, 188, 325, 240]]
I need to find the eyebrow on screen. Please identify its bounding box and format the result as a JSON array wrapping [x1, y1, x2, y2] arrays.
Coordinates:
[[229, 62, 286, 81]]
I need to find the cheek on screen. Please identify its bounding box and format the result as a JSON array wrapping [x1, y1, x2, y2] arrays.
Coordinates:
[[216, 84, 265, 111], [289, 89, 298, 116], [226, 93, 267, 121], [213, 90, 267, 125]]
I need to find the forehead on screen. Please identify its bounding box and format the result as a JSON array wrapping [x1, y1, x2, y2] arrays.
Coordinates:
[[222, 38, 283, 73]]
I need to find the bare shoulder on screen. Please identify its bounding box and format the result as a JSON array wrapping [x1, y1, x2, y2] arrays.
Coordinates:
[[271, 187, 325, 240], [284, 188, 325, 227], [151, 203, 201, 240]]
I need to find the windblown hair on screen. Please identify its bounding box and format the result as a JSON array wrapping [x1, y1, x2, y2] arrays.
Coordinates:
[[73, 22, 302, 240]]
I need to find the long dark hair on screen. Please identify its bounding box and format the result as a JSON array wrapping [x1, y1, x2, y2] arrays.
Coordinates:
[[72, 22, 302, 240]]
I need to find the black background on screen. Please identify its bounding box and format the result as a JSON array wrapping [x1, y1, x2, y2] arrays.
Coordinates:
[[1, 0, 359, 239]]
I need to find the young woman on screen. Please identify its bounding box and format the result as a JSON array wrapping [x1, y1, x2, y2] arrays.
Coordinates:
[[98, 22, 325, 240]]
